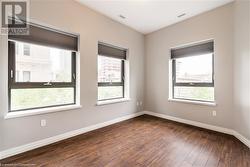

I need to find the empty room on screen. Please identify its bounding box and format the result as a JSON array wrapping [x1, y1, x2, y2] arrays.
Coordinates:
[[0, 0, 249, 166]]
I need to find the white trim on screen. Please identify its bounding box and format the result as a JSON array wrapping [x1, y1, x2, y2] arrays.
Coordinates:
[[143, 111, 232, 134], [168, 98, 217, 106], [1, 111, 249, 160], [232, 130, 250, 148], [5, 105, 82, 119], [0, 112, 144, 160], [96, 98, 131, 106], [143, 111, 250, 148]]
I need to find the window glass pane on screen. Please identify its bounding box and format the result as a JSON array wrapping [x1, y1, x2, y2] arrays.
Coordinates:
[[176, 54, 213, 83], [98, 86, 123, 100], [174, 86, 214, 102], [23, 44, 30, 56], [15, 41, 72, 83], [23, 71, 30, 82], [16, 71, 20, 81], [11, 88, 74, 111], [16, 42, 19, 55], [98, 56, 122, 83]]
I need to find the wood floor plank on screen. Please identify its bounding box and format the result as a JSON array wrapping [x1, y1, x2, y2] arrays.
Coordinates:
[[205, 134, 224, 167], [1, 115, 249, 167]]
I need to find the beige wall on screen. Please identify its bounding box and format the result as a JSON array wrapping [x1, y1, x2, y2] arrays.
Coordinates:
[[0, 0, 249, 153], [144, 3, 234, 129], [233, 0, 250, 140], [0, 0, 144, 151]]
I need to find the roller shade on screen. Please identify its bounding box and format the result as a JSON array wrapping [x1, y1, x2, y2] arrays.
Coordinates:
[[98, 43, 126, 59], [9, 23, 78, 51], [171, 41, 214, 59]]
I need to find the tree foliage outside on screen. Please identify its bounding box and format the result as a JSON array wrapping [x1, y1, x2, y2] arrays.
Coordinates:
[[11, 88, 74, 111]]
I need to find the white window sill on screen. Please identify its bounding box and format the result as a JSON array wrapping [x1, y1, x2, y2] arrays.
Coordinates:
[[168, 98, 216, 106], [96, 98, 131, 106], [4, 104, 82, 119]]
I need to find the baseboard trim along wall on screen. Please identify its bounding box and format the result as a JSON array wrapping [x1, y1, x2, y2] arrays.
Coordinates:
[[144, 111, 250, 149], [143, 111, 233, 134], [0, 112, 144, 160], [1, 110, 249, 160]]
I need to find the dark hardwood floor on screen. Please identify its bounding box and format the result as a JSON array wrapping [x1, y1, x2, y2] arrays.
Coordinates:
[[1, 115, 249, 167]]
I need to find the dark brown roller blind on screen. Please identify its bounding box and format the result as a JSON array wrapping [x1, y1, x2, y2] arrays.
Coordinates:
[[98, 43, 126, 59], [9, 23, 78, 51], [171, 41, 214, 59]]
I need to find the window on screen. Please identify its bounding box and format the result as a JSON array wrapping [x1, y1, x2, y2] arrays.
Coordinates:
[[23, 44, 30, 56], [23, 71, 31, 82], [98, 43, 126, 101], [9, 41, 76, 111], [171, 41, 214, 102], [8, 23, 78, 112], [16, 71, 20, 81], [15, 43, 19, 56]]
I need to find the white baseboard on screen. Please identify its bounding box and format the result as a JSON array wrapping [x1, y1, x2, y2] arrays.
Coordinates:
[[1, 110, 249, 160], [143, 111, 250, 149], [232, 130, 250, 148], [0, 112, 144, 160], [143, 111, 233, 134]]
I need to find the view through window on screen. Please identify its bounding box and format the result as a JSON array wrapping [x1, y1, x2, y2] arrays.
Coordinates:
[[98, 56, 124, 100], [171, 42, 214, 102], [9, 41, 76, 111]]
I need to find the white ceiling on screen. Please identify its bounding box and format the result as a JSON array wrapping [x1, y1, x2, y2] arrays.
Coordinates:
[[77, 0, 233, 34]]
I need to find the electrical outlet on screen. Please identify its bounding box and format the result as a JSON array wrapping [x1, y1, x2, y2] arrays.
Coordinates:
[[41, 119, 46, 127], [212, 111, 217, 117]]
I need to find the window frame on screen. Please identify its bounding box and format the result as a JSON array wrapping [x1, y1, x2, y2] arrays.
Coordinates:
[[8, 40, 77, 112], [97, 55, 125, 101], [23, 44, 30, 56], [172, 53, 215, 102]]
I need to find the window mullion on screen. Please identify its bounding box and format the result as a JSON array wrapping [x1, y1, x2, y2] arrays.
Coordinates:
[[174, 82, 214, 87], [98, 82, 123, 87], [8, 41, 16, 84], [11, 82, 74, 88]]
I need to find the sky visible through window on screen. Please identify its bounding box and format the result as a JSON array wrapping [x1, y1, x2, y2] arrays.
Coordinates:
[[176, 53, 213, 83], [15, 41, 72, 83]]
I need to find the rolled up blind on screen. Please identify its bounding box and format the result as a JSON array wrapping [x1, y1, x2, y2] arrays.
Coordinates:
[[98, 43, 126, 59], [8, 23, 78, 51], [171, 41, 214, 59]]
